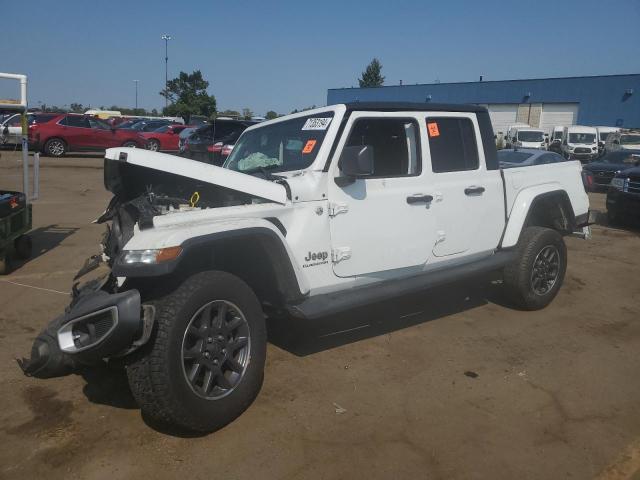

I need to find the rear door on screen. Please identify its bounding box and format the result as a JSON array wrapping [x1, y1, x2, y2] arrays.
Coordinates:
[[88, 117, 118, 148], [422, 113, 504, 259], [328, 112, 438, 278]]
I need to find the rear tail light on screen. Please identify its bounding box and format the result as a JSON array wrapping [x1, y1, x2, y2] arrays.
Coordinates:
[[207, 144, 222, 153], [222, 145, 233, 156]]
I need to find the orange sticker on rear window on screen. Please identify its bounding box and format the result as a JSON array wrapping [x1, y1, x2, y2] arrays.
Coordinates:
[[302, 139, 317, 154], [427, 122, 440, 137]]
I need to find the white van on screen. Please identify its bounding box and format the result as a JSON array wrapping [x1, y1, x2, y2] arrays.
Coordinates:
[[604, 129, 640, 153], [510, 127, 546, 150], [595, 126, 620, 155], [561, 125, 598, 162], [505, 123, 533, 148]]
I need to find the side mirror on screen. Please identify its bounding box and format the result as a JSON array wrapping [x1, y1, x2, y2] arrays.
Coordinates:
[[339, 145, 374, 178]]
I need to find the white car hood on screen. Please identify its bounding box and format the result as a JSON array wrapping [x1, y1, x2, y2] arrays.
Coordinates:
[[105, 147, 288, 205]]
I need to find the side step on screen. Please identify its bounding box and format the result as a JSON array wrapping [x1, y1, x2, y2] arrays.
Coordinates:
[[286, 251, 515, 321]]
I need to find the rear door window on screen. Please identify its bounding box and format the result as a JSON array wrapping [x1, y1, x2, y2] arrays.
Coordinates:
[[426, 117, 479, 173]]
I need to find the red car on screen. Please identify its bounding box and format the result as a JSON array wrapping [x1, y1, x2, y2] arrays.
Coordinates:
[[29, 114, 144, 157], [138, 124, 193, 152]]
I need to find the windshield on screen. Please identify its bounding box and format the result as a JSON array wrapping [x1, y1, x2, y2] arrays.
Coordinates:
[[598, 151, 640, 165], [517, 131, 544, 142], [621, 134, 640, 145], [225, 113, 334, 174], [553, 131, 563, 140], [498, 150, 534, 164], [569, 133, 596, 144], [599, 131, 612, 142]]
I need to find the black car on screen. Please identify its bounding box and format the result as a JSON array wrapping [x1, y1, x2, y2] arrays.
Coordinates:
[[184, 119, 256, 165], [606, 165, 640, 224], [583, 150, 640, 191]]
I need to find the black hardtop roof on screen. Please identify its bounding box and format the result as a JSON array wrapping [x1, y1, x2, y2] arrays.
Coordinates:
[[343, 102, 488, 114]]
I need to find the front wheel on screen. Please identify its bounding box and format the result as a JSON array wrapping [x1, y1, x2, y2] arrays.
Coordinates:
[[126, 271, 266, 433], [503, 227, 567, 310]]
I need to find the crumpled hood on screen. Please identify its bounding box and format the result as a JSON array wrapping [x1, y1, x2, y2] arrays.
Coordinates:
[[105, 147, 288, 204]]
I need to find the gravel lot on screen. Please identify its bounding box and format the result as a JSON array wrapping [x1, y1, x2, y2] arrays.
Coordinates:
[[1, 150, 639, 480]]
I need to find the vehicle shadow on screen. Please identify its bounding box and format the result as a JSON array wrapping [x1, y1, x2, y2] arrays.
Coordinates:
[[592, 209, 640, 235], [268, 273, 507, 356], [10, 224, 79, 270]]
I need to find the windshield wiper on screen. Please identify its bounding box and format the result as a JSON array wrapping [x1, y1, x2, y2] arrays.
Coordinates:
[[242, 164, 282, 180]]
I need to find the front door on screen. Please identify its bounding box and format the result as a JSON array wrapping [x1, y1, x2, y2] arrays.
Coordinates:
[[328, 112, 437, 278]]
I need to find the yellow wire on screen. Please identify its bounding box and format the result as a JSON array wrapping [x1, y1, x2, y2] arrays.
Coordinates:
[[190, 191, 200, 207]]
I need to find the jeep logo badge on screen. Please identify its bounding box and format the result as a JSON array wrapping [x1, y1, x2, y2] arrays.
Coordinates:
[[305, 251, 328, 262]]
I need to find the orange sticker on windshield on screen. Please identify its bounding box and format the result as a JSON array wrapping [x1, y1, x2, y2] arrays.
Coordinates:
[[427, 122, 440, 137], [302, 139, 317, 154]]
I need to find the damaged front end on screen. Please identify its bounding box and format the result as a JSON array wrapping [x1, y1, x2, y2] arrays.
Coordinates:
[[18, 149, 287, 379]]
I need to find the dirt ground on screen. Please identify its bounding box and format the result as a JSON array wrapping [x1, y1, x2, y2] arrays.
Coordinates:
[[1, 149, 639, 480]]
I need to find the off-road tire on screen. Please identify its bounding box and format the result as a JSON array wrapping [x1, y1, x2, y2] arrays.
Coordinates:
[[14, 235, 32, 260], [126, 271, 266, 433], [503, 227, 567, 310], [44, 137, 66, 157]]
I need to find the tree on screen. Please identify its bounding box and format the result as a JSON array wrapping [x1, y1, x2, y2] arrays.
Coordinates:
[[217, 109, 241, 119], [358, 58, 385, 88], [69, 103, 84, 113], [151, 108, 158, 116], [242, 108, 253, 120], [159, 70, 217, 123], [265, 110, 278, 120]]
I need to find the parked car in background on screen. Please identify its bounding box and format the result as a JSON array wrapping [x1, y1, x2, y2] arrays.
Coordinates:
[[561, 125, 598, 162], [139, 124, 193, 152], [607, 164, 640, 224], [29, 113, 144, 157], [509, 128, 547, 150], [596, 126, 620, 156], [605, 129, 640, 153], [583, 149, 640, 191], [121, 119, 176, 132], [188, 115, 209, 126], [183, 119, 255, 165], [116, 118, 148, 130], [548, 125, 565, 154], [1, 113, 58, 144], [498, 148, 567, 168], [178, 126, 199, 153]]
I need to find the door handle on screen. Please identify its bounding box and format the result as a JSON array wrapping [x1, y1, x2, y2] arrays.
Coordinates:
[[464, 186, 485, 196], [406, 194, 434, 204]]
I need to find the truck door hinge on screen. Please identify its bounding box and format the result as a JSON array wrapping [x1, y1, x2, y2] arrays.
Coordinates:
[[328, 202, 349, 217], [331, 247, 352, 263]]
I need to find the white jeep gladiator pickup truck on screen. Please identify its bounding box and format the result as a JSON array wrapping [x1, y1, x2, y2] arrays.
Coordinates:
[[19, 102, 591, 432]]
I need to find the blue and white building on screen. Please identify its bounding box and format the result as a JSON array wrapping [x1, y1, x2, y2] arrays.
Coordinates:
[[327, 73, 640, 133]]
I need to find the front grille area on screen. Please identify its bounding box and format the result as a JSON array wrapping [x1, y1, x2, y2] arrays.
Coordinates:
[[574, 147, 591, 154], [625, 177, 640, 194]]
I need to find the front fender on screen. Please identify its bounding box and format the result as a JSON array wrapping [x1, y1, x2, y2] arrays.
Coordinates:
[[501, 184, 570, 248], [112, 217, 309, 296]]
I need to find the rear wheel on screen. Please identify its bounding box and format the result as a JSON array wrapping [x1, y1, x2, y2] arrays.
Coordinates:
[[44, 138, 66, 157], [503, 227, 567, 310], [147, 139, 160, 152], [126, 271, 266, 433]]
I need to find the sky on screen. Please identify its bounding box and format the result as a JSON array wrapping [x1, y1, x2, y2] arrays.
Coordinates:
[[1, 0, 639, 116]]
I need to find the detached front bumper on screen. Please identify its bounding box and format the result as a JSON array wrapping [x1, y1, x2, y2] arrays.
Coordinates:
[[18, 279, 154, 378]]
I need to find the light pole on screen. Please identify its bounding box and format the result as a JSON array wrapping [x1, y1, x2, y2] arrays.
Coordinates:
[[161, 34, 172, 109], [133, 80, 139, 110]]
